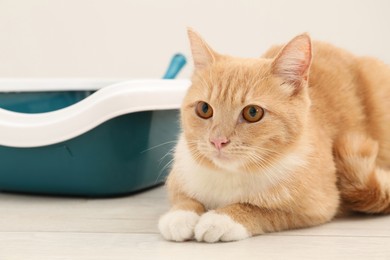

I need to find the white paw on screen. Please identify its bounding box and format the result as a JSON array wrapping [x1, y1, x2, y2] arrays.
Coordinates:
[[158, 210, 200, 242], [194, 211, 250, 243]]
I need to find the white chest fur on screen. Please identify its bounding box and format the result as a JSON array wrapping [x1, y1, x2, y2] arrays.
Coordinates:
[[173, 136, 309, 210]]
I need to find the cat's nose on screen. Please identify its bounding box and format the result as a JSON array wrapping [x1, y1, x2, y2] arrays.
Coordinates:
[[210, 137, 230, 150]]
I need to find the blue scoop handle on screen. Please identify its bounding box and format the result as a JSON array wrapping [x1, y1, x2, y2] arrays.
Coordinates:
[[163, 53, 187, 79]]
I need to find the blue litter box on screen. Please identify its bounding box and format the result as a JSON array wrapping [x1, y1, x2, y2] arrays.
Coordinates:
[[0, 79, 190, 196], [0, 56, 190, 197]]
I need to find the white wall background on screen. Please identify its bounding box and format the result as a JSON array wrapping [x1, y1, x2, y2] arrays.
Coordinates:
[[0, 0, 389, 79]]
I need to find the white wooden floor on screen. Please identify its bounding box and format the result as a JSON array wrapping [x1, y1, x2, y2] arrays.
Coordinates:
[[1, 186, 390, 260]]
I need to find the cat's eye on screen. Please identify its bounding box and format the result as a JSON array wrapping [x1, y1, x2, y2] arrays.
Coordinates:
[[195, 101, 213, 119], [242, 105, 264, 123]]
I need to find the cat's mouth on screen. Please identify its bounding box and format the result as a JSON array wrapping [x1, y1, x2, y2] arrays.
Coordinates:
[[210, 153, 243, 171], [213, 151, 230, 161], [209, 150, 239, 169], [195, 142, 242, 170]]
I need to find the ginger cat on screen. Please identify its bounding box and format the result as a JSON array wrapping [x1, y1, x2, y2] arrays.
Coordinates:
[[158, 28, 390, 243]]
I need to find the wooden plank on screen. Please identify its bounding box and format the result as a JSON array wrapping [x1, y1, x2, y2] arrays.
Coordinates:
[[0, 232, 389, 260], [0, 187, 169, 233], [2, 187, 390, 237]]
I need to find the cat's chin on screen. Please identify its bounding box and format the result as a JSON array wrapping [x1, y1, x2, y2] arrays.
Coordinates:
[[214, 151, 230, 161], [210, 154, 242, 172]]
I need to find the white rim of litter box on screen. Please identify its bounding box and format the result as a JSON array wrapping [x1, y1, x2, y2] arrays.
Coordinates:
[[0, 79, 191, 148], [0, 78, 132, 91]]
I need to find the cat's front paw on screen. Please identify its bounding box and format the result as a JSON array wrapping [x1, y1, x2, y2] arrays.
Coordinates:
[[194, 211, 250, 243], [158, 210, 200, 242]]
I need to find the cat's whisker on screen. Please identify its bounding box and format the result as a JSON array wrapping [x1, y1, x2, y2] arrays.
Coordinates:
[[250, 147, 312, 173], [233, 150, 287, 183], [240, 152, 279, 184], [155, 157, 175, 184], [190, 149, 208, 166], [246, 151, 307, 186], [158, 147, 176, 166], [140, 140, 177, 154], [246, 145, 286, 157]]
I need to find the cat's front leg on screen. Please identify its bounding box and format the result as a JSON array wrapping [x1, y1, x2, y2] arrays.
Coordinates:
[[195, 203, 328, 243], [158, 176, 206, 242]]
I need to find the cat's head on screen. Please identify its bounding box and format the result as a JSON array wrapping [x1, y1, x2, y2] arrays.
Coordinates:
[[181, 28, 312, 172]]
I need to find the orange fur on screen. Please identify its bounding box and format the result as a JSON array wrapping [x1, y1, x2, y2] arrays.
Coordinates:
[[159, 29, 390, 242]]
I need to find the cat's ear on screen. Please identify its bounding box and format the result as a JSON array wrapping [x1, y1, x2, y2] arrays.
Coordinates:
[[187, 28, 218, 70], [271, 33, 312, 93]]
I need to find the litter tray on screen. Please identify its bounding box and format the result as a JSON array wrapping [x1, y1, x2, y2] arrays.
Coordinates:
[[0, 79, 191, 196]]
